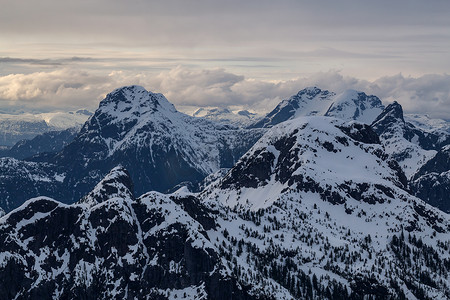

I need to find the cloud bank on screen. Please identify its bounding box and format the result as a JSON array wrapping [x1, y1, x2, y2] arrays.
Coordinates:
[[0, 66, 450, 120]]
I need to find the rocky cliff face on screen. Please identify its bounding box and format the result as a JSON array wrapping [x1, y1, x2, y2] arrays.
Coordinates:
[[0, 86, 263, 212], [1, 117, 449, 299], [0, 167, 253, 300], [410, 145, 450, 213], [371, 102, 450, 211], [1, 85, 450, 299]]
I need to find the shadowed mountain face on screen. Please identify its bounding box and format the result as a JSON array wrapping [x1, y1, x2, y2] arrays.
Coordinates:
[[52, 85, 263, 200], [0, 127, 78, 160], [0, 167, 253, 300], [1, 117, 449, 299], [371, 102, 450, 212], [0, 86, 264, 211], [1, 85, 449, 216], [410, 145, 450, 213]]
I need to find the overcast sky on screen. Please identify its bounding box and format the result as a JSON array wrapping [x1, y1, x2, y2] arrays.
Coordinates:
[[1, 0, 450, 118]]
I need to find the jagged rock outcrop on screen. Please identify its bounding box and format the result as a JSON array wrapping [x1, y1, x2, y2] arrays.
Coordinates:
[[371, 101, 450, 178], [0, 167, 253, 300], [1, 116, 449, 299], [410, 145, 450, 213]]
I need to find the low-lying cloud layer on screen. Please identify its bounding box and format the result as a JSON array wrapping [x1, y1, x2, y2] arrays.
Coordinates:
[[1, 66, 450, 120]]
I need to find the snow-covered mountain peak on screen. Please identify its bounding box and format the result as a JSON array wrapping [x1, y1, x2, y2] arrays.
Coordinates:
[[193, 107, 232, 117], [296, 86, 326, 98], [275, 87, 335, 115], [205, 116, 407, 211], [372, 101, 404, 126], [293, 86, 334, 103], [325, 90, 384, 124], [75, 85, 187, 157], [248, 88, 335, 128], [370, 101, 447, 178], [49, 86, 264, 201], [79, 166, 134, 207], [250, 87, 385, 128], [98, 85, 176, 120]]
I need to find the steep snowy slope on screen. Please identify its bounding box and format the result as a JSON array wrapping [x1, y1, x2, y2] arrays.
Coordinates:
[[371, 102, 450, 178], [0, 167, 251, 300], [249, 87, 384, 128], [2, 117, 448, 299], [200, 116, 450, 299], [51, 85, 263, 201]]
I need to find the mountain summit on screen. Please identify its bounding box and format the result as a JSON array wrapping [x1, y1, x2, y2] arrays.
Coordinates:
[[249, 87, 384, 128], [0, 86, 449, 299], [51, 85, 263, 201]]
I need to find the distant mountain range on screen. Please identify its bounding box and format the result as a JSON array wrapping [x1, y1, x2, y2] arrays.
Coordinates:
[[192, 107, 261, 127], [0, 109, 92, 146], [0, 85, 449, 299]]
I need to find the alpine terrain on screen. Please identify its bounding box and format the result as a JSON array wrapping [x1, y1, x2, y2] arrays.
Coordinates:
[[0, 110, 91, 147], [0, 85, 449, 299], [0, 86, 263, 212], [249, 87, 384, 128]]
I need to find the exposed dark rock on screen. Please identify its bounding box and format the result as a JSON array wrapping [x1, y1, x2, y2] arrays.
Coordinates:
[[338, 123, 380, 145], [0, 176, 253, 299]]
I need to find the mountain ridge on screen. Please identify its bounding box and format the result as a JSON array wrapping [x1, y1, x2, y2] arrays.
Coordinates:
[[249, 87, 384, 128], [0, 85, 264, 211], [1, 115, 449, 299]]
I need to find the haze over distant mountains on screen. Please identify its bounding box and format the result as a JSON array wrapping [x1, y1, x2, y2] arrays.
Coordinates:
[[0, 110, 92, 147]]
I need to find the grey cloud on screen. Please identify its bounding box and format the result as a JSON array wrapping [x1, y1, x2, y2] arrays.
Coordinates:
[[0, 57, 62, 66], [2, 0, 449, 48], [1, 67, 450, 121], [0, 56, 96, 66], [149, 68, 450, 120], [368, 74, 450, 120], [2, 0, 450, 81]]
